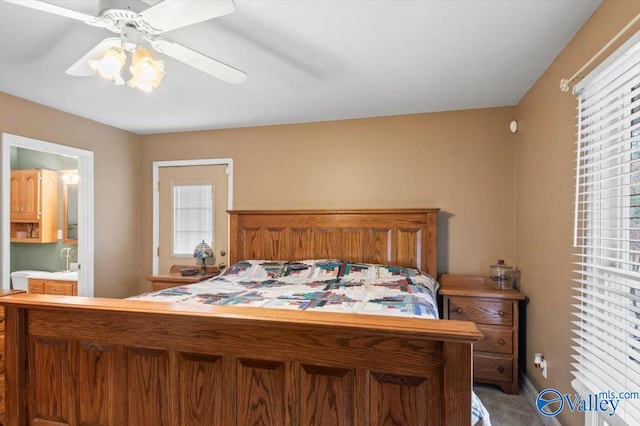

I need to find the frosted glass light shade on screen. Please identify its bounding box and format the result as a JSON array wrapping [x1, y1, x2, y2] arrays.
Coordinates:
[[128, 47, 165, 92], [88, 48, 126, 85]]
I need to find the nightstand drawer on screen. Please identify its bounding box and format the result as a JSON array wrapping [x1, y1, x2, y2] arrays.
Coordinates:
[[475, 325, 513, 354], [474, 353, 513, 383], [448, 297, 513, 326]]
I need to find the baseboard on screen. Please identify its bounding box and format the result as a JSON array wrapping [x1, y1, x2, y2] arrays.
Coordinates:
[[520, 370, 563, 426]]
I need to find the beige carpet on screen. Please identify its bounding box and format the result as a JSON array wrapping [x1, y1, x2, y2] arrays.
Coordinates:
[[474, 383, 545, 426]]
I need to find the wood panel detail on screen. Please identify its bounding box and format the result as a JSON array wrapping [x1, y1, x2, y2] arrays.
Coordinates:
[[300, 365, 354, 426], [340, 228, 365, 262], [30, 337, 71, 425], [369, 371, 428, 426], [77, 342, 116, 426], [314, 228, 341, 260], [236, 359, 285, 426], [397, 228, 421, 269], [126, 347, 172, 426], [265, 227, 288, 260], [366, 228, 392, 264], [179, 353, 225, 426], [291, 227, 313, 259], [240, 227, 262, 260]]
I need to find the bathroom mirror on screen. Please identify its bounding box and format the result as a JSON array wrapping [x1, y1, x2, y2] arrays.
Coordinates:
[[63, 172, 78, 244]]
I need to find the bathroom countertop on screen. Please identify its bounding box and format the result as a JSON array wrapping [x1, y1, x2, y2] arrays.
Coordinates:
[[19, 271, 78, 281]]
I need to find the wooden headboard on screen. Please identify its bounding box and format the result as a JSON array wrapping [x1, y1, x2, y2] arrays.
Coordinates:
[[228, 208, 439, 277]]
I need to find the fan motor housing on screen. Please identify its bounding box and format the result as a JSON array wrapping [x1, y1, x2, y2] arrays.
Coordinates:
[[98, 0, 147, 16]]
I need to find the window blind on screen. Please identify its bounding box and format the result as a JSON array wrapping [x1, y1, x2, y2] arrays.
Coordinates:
[[172, 184, 213, 255], [572, 33, 640, 425]]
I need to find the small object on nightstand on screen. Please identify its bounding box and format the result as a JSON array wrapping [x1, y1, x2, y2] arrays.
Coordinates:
[[180, 268, 198, 276], [193, 240, 214, 274], [489, 259, 513, 290]]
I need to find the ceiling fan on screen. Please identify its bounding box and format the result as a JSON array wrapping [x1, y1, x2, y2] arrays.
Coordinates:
[[4, 0, 247, 88]]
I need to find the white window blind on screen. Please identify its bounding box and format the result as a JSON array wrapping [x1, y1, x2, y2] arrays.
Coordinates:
[[172, 184, 213, 255], [572, 33, 640, 425]]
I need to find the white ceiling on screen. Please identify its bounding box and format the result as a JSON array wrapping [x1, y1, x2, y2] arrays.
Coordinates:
[[0, 0, 602, 135]]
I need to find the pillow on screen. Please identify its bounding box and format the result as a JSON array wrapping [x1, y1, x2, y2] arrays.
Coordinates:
[[309, 259, 343, 279]]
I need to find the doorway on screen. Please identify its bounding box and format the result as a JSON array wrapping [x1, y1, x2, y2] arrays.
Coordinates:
[[1, 133, 95, 296], [152, 159, 233, 274]]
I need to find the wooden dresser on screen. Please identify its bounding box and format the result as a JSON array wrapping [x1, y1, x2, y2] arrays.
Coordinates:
[[0, 289, 25, 424], [439, 274, 525, 394]]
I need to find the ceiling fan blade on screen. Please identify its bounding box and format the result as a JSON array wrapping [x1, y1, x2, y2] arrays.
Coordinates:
[[152, 39, 246, 84], [3, 0, 104, 26], [139, 0, 235, 34], [65, 38, 121, 76]]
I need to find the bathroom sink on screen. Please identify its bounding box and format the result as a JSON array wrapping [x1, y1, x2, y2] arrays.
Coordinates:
[[49, 271, 78, 280]]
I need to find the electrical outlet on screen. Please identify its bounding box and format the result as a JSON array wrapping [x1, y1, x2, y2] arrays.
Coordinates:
[[70, 262, 80, 271], [534, 353, 548, 378]]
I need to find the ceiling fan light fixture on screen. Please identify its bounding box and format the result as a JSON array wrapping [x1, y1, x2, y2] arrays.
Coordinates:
[[88, 47, 126, 85], [127, 47, 165, 92], [9, 0, 245, 90]]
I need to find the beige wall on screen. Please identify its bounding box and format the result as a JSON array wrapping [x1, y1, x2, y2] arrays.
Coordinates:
[[515, 1, 640, 425], [139, 107, 517, 291], [1, 93, 141, 298]]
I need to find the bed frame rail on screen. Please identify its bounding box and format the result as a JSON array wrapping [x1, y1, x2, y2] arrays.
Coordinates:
[[3, 297, 481, 426]]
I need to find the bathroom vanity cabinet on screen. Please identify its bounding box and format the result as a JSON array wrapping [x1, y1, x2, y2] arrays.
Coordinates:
[[10, 169, 58, 243], [27, 278, 77, 296]]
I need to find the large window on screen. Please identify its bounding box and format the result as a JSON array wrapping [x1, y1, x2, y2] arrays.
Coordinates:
[[572, 34, 640, 424]]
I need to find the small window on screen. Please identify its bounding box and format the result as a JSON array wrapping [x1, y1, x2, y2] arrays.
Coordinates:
[[172, 184, 213, 255]]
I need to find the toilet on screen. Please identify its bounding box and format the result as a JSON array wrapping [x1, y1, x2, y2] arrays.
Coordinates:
[[10, 271, 40, 291]]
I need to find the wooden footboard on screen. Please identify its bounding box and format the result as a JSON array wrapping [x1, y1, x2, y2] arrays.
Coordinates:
[[2, 294, 481, 426]]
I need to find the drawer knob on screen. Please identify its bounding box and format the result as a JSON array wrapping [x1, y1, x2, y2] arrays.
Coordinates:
[[456, 308, 463, 314], [498, 367, 505, 374], [498, 338, 505, 345], [498, 311, 505, 317]]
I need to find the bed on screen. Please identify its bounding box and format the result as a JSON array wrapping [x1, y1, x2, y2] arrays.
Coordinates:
[[1, 208, 485, 426]]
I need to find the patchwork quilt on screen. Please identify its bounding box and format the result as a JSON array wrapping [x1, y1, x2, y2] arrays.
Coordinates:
[[131, 259, 491, 426], [133, 259, 440, 318]]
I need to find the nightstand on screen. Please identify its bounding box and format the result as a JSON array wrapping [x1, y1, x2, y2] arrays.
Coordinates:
[[439, 274, 525, 394], [147, 265, 220, 291]]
